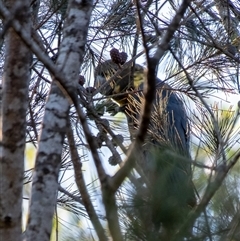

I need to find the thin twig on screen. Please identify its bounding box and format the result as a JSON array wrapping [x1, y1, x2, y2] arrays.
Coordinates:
[[66, 118, 108, 241]]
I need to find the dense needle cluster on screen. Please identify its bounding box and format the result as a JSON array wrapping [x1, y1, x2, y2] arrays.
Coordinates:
[[94, 59, 196, 239]]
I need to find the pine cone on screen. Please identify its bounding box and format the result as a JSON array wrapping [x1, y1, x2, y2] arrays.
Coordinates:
[[78, 75, 85, 86], [110, 48, 122, 64], [112, 134, 124, 146], [108, 155, 120, 166], [86, 86, 96, 93], [119, 52, 128, 64]]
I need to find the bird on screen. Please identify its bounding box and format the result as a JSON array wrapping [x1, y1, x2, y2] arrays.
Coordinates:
[[94, 60, 196, 239]]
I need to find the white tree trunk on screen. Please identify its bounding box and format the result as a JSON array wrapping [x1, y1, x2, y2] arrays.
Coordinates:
[[0, 1, 31, 241], [24, 1, 93, 241]]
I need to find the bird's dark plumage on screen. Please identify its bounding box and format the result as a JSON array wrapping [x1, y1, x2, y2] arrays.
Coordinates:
[[94, 60, 196, 238]]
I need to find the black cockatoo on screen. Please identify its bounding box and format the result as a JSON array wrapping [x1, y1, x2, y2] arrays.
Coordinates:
[[94, 60, 196, 239]]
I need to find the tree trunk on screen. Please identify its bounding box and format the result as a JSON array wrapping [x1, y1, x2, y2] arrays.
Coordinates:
[[0, 1, 32, 241]]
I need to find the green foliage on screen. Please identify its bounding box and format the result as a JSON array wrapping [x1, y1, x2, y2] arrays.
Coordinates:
[[17, 0, 240, 240]]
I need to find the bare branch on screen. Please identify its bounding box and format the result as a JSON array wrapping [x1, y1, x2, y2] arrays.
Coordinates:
[[66, 119, 108, 241]]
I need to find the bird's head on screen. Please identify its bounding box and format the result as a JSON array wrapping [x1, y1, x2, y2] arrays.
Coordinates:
[[94, 60, 145, 106]]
